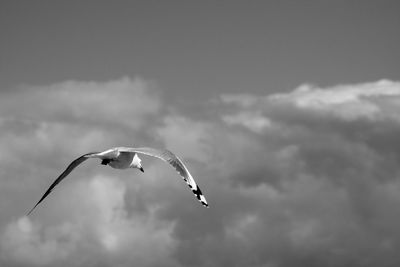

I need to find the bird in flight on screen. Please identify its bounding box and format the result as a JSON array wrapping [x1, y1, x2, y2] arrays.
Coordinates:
[[27, 147, 209, 215]]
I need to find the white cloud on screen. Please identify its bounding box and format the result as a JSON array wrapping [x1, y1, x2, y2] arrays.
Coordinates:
[[1, 77, 160, 126], [0, 77, 162, 166], [220, 93, 266, 108], [1, 217, 78, 266], [0, 77, 176, 267], [271, 80, 399, 105], [155, 115, 212, 162], [1, 175, 176, 267], [3, 78, 400, 267], [222, 111, 271, 134], [270, 80, 400, 120], [83, 176, 176, 265], [221, 80, 400, 124]]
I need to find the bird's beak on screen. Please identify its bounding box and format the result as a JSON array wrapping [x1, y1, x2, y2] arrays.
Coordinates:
[[139, 167, 144, 173]]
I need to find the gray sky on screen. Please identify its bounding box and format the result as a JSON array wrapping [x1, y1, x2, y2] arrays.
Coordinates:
[[1, 1, 400, 98], [1, 1, 400, 267]]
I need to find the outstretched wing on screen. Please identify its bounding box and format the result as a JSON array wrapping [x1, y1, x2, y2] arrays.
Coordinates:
[[118, 147, 209, 207], [27, 152, 99, 215]]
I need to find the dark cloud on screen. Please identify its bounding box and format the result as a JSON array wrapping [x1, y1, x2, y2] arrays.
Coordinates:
[[1, 78, 400, 267]]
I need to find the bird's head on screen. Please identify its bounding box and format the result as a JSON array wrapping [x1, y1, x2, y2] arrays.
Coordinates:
[[130, 153, 144, 172]]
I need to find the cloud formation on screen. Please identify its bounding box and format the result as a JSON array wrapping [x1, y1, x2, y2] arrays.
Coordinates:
[[1, 78, 400, 267]]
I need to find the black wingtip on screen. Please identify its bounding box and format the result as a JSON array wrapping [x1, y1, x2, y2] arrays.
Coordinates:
[[27, 194, 47, 216], [27, 204, 39, 216]]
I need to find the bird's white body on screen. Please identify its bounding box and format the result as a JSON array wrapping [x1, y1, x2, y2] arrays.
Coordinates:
[[108, 152, 134, 169], [89, 148, 142, 170], [27, 146, 208, 215]]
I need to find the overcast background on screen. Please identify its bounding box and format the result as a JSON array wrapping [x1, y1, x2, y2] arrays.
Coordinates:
[[1, 1, 400, 267]]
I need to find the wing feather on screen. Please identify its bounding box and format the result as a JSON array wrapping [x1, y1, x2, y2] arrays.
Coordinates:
[[118, 147, 209, 207], [27, 152, 99, 215]]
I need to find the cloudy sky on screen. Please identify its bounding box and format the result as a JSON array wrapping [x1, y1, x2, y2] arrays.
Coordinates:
[[1, 1, 400, 267]]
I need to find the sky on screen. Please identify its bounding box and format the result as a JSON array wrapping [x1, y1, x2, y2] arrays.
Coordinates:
[[1, 1, 400, 267]]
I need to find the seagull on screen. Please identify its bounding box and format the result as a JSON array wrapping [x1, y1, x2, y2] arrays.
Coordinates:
[[27, 147, 209, 215]]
